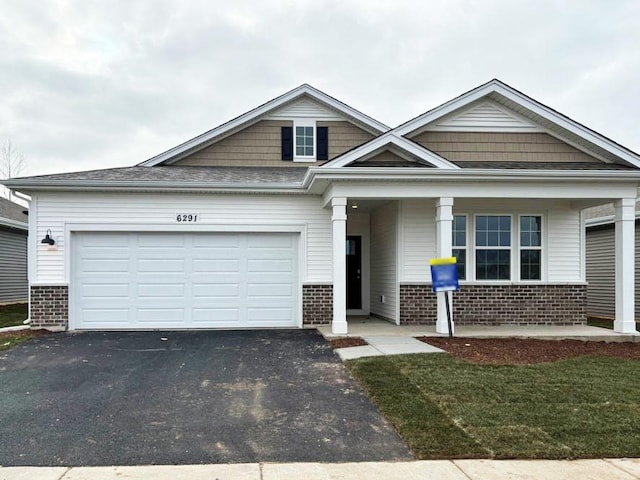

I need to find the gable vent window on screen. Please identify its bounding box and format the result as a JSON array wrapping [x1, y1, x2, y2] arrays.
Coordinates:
[[281, 120, 328, 162]]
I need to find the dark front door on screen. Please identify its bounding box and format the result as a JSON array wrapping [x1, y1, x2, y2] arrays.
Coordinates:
[[346, 236, 362, 310]]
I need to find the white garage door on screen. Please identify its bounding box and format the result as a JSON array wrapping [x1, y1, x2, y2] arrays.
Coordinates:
[[71, 232, 299, 330]]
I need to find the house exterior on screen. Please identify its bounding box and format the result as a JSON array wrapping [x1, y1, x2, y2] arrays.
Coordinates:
[[0, 197, 28, 303], [4, 79, 640, 335], [584, 202, 640, 321]]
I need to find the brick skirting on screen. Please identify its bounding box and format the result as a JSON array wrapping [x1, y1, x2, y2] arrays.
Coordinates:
[[30, 285, 69, 330], [400, 284, 586, 325], [303, 284, 332, 325]]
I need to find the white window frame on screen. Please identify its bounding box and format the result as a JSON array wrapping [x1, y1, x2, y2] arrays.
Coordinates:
[[294, 119, 316, 162], [517, 214, 544, 282], [473, 213, 514, 282], [452, 214, 468, 281]]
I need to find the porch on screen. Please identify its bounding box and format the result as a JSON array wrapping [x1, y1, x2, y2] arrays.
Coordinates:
[[318, 316, 639, 341]]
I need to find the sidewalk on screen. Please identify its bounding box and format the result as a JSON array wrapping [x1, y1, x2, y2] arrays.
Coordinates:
[[1, 459, 639, 479]]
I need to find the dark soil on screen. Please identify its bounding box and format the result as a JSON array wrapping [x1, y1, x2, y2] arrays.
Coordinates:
[[330, 337, 368, 349], [419, 337, 640, 364]]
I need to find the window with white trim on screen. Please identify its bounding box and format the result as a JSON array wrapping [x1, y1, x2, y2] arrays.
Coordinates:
[[294, 120, 315, 160], [452, 215, 467, 280], [475, 215, 511, 280], [519, 215, 542, 280]]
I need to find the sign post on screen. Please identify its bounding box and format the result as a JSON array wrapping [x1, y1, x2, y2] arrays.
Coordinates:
[[429, 257, 459, 337]]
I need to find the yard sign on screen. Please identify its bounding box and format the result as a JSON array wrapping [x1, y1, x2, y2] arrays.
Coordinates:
[[429, 257, 459, 337]]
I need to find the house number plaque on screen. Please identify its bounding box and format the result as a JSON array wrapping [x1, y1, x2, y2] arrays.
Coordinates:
[[176, 213, 198, 223]]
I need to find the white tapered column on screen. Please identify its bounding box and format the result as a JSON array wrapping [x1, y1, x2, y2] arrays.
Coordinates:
[[332, 197, 348, 335], [436, 197, 454, 334], [614, 198, 637, 334]]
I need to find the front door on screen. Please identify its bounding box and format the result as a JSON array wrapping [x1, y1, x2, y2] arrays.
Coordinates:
[[346, 236, 362, 310]]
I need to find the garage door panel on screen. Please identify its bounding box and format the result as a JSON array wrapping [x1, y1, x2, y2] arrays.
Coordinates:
[[192, 283, 240, 298], [81, 283, 130, 298], [192, 259, 240, 272], [192, 308, 240, 323], [81, 259, 130, 273], [137, 259, 185, 273], [80, 308, 130, 323], [247, 283, 293, 297], [72, 232, 299, 330], [136, 308, 185, 322], [248, 259, 294, 273], [137, 283, 186, 298]]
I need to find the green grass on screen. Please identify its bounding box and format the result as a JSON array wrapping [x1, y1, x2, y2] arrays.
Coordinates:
[[0, 332, 41, 352], [348, 354, 640, 459], [0, 303, 28, 328]]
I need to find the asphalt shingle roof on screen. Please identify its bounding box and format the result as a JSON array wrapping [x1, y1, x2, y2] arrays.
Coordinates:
[[0, 197, 28, 223], [11, 166, 309, 185], [453, 161, 635, 170]]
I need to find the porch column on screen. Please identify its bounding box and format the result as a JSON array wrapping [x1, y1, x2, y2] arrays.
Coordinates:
[[435, 197, 454, 334], [332, 197, 348, 335], [614, 198, 637, 334]]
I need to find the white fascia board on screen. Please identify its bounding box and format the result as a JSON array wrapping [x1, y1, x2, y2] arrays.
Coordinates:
[[394, 79, 640, 168], [0, 216, 28, 231], [139, 84, 390, 167], [320, 133, 460, 169]]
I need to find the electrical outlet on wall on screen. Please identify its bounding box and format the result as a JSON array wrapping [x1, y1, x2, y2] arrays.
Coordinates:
[[380, 295, 385, 303]]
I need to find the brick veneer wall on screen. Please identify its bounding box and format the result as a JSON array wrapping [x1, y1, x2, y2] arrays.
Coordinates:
[[400, 284, 586, 325], [30, 285, 69, 330], [303, 284, 332, 325]]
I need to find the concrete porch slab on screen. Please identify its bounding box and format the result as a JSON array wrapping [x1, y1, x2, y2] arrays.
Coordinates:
[[318, 317, 639, 342]]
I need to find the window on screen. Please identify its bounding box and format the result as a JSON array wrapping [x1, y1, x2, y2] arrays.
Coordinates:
[[475, 215, 511, 280], [520, 215, 542, 280], [452, 215, 467, 280], [282, 122, 328, 162], [295, 126, 314, 157]]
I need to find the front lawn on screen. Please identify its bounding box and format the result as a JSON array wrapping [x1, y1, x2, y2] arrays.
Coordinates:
[[348, 346, 640, 459], [0, 303, 28, 328]]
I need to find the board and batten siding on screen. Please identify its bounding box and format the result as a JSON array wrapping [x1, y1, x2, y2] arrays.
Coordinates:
[[585, 224, 640, 320], [370, 201, 398, 321], [33, 192, 332, 285], [399, 199, 582, 283], [0, 226, 28, 303]]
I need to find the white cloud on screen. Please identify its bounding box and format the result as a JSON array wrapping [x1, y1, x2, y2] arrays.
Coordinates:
[[0, 0, 638, 175]]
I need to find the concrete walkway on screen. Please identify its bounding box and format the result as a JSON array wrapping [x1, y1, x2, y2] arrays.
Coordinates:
[[336, 335, 445, 360], [1, 459, 639, 479]]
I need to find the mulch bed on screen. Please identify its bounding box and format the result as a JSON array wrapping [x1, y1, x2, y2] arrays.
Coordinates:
[[419, 337, 640, 364], [329, 337, 368, 349]]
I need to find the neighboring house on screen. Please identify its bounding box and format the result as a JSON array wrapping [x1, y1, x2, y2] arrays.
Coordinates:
[[0, 197, 28, 304], [4, 79, 640, 335], [584, 202, 640, 321]]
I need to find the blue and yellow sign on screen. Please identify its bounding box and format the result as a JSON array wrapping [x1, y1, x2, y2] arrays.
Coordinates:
[[429, 257, 459, 293]]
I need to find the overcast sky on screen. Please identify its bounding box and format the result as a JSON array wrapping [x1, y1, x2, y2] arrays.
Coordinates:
[[1, 0, 639, 177]]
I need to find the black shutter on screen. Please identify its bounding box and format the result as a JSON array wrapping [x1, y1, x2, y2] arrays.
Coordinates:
[[316, 126, 328, 161], [281, 126, 293, 161]]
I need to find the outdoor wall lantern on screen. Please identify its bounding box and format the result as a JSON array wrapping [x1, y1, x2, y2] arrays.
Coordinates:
[[41, 229, 55, 246]]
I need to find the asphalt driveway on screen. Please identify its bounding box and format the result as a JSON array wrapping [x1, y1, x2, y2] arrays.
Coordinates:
[[0, 329, 410, 466]]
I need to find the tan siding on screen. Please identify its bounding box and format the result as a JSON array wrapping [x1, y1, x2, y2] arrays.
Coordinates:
[[317, 121, 374, 160], [175, 120, 373, 167], [411, 132, 602, 163], [174, 120, 308, 167]]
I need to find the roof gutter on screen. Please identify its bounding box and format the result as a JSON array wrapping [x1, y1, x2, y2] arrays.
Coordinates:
[[0, 216, 28, 231], [2, 178, 308, 194], [302, 167, 640, 188]]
